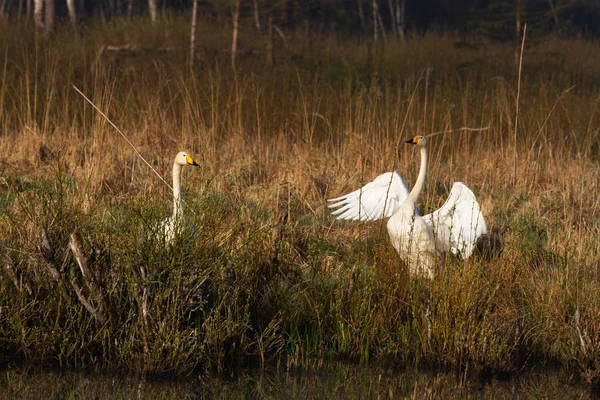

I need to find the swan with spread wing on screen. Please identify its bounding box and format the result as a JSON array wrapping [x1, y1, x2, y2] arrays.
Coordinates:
[[328, 136, 487, 279]]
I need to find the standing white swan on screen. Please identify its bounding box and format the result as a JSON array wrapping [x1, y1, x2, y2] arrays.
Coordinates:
[[160, 151, 199, 243], [328, 136, 487, 279]]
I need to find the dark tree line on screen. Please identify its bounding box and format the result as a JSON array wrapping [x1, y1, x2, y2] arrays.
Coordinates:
[[1, 0, 599, 39]]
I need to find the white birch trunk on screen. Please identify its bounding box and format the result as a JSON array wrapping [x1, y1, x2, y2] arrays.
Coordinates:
[[231, 0, 240, 68], [190, 0, 198, 69], [127, 0, 133, 20], [372, 0, 378, 41], [253, 0, 261, 31], [66, 0, 76, 27], [33, 0, 43, 28], [148, 0, 157, 24]]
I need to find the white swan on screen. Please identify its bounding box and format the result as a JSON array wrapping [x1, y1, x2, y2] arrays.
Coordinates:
[[160, 151, 199, 243], [328, 135, 487, 279]]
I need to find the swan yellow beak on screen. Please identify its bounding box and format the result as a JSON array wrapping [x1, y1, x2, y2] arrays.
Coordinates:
[[405, 136, 419, 144], [186, 154, 199, 166]]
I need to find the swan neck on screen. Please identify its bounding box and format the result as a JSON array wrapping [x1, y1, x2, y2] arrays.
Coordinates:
[[408, 145, 428, 205], [172, 162, 183, 220]]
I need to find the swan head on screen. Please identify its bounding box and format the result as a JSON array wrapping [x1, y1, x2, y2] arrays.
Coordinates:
[[405, 136, 427, 147], [174, 151, 199, 167]]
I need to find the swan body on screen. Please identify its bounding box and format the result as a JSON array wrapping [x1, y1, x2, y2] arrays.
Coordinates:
[[160, 151, 199, 243], [328, 136, 487, 279]]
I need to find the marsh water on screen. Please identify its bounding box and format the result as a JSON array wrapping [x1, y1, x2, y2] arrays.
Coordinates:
[[0, 363, 592, 399]]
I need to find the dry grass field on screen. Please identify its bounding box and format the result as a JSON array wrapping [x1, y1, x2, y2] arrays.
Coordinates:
[[1, 18, 600, 382]]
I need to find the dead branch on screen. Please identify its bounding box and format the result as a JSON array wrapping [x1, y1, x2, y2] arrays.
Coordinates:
[[69, 233, 94, 287], [70, 267, 106, 326], [39, 230, 60, 281], [273, 25, 287, 45], [69, 232, 107, 321], [4, 254, 22, 293]]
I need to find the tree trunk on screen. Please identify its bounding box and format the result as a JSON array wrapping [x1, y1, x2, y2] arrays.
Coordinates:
[[515, 0, 521, 65], [190, 0, 198, 70], [547, 0, 560, 31], [44, 0, 54, 36], [266, 10, 273, 66], [387, 0, 398, 37], [66, 0, 77, 28], [253, 0, 261, 31], [372, 0, 378, 41], [396, 0, 405, 40], [148, 0, 157, 24], [376, 3, 386, 41], [357, 0, 365, 34], [33, 0, 43, 29], [0, 0, 8, 19], [231, 0, 240, 68], [18, 0, 24, 21], [25, 0, 32, 22], [127, 0, 134, 20]]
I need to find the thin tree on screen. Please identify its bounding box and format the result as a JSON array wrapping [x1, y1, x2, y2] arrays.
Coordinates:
[[396, 0, 405, 39], [372, 0, 378, 41], [253, 0, 261, 31], [190, 0, 199, 70], [376, 4, 386, 41], [387, 0, 398, 37], [0, 0, 8, 19], [547, 0, 561, 31], [34, 0, 43, 29], [231, 0, 240, 68], [266, 7, 273, 66], [357, 0, 366, 34], [66, 0, 77, 28], [39, 0, 54, 36], [148, 0, 157, 24], [24, 0, 32, 22], [127, 0, 134, 20]]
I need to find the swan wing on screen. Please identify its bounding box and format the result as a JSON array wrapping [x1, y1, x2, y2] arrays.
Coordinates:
[[423, 182, 487, 258], [327, 171, 410, 221]]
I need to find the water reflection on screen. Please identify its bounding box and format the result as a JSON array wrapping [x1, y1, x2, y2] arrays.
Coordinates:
[[0, 363, 591, 399]]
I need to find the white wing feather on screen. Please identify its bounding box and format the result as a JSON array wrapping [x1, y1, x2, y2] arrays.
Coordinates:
[[423, 182, 487, 258], [327, 171, 410, 221]]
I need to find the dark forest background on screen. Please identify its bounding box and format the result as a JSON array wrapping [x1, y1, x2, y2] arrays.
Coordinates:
[[3, 0, 600, 40]]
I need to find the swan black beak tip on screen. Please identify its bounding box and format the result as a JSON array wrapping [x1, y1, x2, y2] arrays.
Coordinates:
[[192, 161, 199, 167], [405, 138, 417, 144]]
